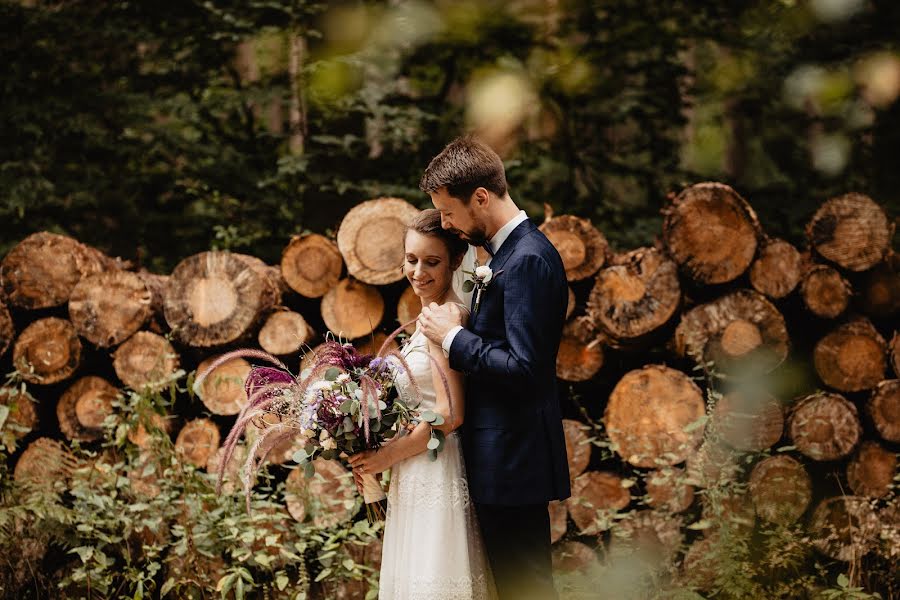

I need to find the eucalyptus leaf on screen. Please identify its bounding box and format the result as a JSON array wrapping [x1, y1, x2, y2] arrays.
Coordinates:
[[462, 280, 475, 293], [324, 367, 340, 381]]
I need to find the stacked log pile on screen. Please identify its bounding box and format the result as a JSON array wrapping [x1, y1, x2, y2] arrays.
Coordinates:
[[1, 187, 897, 593]]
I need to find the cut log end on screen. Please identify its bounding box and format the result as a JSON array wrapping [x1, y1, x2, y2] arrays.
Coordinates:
[[175, 418, 221, 468], [0, 388, 38, 440], [562, 419, 591, 480], [644, 467, 695, 513], [284, 459, 358, 528], [846, 441, 897, 498], [281, 233, 343, 298], [749, 238, 803, 299], [749, 455, 811, 525], [396, 286, 421, 335], [868, 379, 900, 443], [12, 317, 82, 385], [801, 265, 851, 319], [809, 496, 879, 562], [807, 193, 891, 272], [58, 376, 117, 442], [258, 310, 313, 356], [565, 471, 631, 534], [196, 355, 251, 416], [539, 215, 608, 281], [69, 270, 153, 347], [890, 333, 900, 378], [113, 331, 180, 392], [859, 253, 900, 318], [321, 279, 385, 340], [0, 302, 13, 359], [789, 392, 861, 461], [336, 197, 419, 285], [712, 391, 784, 452], [813, 319, 886, 392], [556, 317, 604, 382]]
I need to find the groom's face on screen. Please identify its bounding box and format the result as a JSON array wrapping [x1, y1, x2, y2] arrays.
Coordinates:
[[429, 187, 489, 246]]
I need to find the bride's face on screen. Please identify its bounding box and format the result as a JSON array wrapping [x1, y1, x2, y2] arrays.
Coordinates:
[[403, 230, 454, 302]]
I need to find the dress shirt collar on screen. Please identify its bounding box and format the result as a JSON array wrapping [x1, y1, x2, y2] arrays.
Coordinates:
[[488, 210, 528, 256]]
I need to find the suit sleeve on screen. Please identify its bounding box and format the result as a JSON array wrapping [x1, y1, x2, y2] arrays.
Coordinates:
[[448, 253, 560, 384]]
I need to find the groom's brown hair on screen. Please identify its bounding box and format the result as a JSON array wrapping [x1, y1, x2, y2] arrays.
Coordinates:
[[419, 135, 507, 203]]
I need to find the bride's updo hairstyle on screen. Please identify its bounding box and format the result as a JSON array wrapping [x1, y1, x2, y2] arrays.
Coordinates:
[[406, 209, 468, 267]]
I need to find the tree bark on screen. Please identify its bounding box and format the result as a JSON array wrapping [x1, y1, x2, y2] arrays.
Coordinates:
[[68, 270, 153, 347]]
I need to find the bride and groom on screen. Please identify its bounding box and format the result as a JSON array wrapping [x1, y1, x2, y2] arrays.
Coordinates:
[[348, 136, 571, 600]]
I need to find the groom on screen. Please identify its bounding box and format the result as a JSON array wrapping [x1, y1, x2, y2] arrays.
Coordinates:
[[418, 136, 571, 600]]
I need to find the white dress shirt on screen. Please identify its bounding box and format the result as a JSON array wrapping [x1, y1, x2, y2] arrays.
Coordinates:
[[441, 210, 529, 354]]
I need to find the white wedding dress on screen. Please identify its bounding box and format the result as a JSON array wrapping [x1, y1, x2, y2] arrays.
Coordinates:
[[379, 307, 496, 600]]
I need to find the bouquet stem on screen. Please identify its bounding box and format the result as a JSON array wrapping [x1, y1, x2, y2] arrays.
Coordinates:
[[360, 472, 387, 524]]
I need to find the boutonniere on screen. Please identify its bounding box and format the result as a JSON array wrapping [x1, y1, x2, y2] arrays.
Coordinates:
[[462, 264, 503, 315]]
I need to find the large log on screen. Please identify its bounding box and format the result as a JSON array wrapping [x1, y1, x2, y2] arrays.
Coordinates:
[[586, 247, 680, 347], [604, 365, 706, 468], [284, 459, 359, 528], [68, 270, 153, 347], [113, 331, 180, 392], [0, 232, 119, 309], [806, 192, 891, 272], [700, 488, 755, 535], [565, 471, 631, 535], [336, 197, 420, 286], [354, 332, 399, 358], [396, 285, 420, 335], [846, 440, 896, 498], [644, 467, 695, 513], [556, 317, 604, 382], [562, 418, 591, 480], [749, 238, 803, 299], [748, 455, 811, 525], [0, 388, 38, 441], [662, 182, 761, 284], [195, 355, 251, 416], [280, 233, 343, 298], [800, 264, 852, 319], [164, 251, 281, 347], [711, 391, 783, 452], [813, 319, 886, 392], [127, 412, 174, 449], [788, 392, 861, 461], [0, 301, 12, 359], [673, 290, 789, 375], [257, 310, 314, 357], [809, 496, 879, 562], [859, 252, 900, 318], [13, 317, 82, 385], [320, 278, 385, 340], [175, 418, 221, 468], [539, 213, 608, 281], [868, 379, 900, 442], [57, 376, 117, 443], [135, 270, 169, 317]]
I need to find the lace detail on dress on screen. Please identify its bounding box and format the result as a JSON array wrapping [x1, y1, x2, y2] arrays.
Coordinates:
[[388, 465, 471, 510], [379, 574, 494, 600]]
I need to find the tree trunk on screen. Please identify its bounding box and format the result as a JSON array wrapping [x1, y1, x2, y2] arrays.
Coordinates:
[[813, 318, 886, 392], [800, 264, 852, 319], [846, 440, 896, 498], [57, 376, 117, 443], [396, 285, 420, 335], [320, 278, 385, 340], [68, 270, 153, 347], [749, 238, 803, 299], [562, 418, 591, 480], [748, 455, 812, 525], [604, 365, 706, 468], [112, 331, 180, 392], [556, 317, 604, 382], [858, 251, 900, 318], [806, 192, 892, 272], [868, 379, 900, 442], [12, 317, 82, 385], [164, 251, 281, 347], [258, 310, 314, 357], [644, 467, 695, 513], [662, 182, 761, 284], [565, 471, 631, 534], [284, 459, 358, 528], [809, 496, 879, 562], [539, 213, 608, 282], [280, 233, 343, 298], [711, 391, 784, 452], [0, 232, 121, 309], [788, 392, 861, 461], [175, 418, 221, 468], [673, 289, 789, 375], [0, 388, 38, 441], [586, 247, 680, 347], [195, 355, 251, 416], [336, 197, 420, 286], [288, 32, 307, 156], [0, 301, 12, 359]]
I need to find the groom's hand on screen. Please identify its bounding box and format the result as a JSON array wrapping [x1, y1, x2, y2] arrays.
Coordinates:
[[419, 302, 463, 345]]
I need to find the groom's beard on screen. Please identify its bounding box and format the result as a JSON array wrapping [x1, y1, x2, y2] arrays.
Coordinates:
[[449, 222, 488, 247]]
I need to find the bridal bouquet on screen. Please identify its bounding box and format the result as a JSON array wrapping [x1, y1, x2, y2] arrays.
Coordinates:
[[194, 323, 448, 522]]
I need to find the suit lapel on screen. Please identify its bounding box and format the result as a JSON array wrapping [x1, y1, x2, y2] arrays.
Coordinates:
[[470, 219, 535, 316]]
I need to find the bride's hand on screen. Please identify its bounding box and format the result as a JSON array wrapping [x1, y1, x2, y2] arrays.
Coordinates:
[[348, 448, 393, 476]]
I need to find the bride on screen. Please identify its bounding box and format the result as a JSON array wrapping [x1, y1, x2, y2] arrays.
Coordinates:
[[348, 208, 495, 599]]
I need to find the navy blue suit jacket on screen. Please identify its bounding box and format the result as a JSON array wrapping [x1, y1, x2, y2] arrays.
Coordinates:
[[449, 219, 571, 506]]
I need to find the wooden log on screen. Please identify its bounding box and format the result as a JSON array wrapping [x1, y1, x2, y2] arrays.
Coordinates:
[[565, 470, 631, 535], [336, 197, 420, 285], [0, 301, 12, 359], [135, 270, 169, 317], [788, 392, 861, 461], [57, 376, 117, 443], [556, 317, 603, 382], [257, 310, 314, 356], [12, 317, 81, 385], [549, 499, 568, 544], [281, 233, 343, 298], [749, 238, 803, 299], [876, 503, 899, 561], [127, 412, 174, 449], [300, 342, 328, 374], [539, 213, 608, 281], [562, 419, 591, 480], [113, 331, 180, 392], [551, 541, 598, 574], [892, 332, 900, 378], [163, 251, 281, 347], [396, 285, 420, 335], [813, 319, 886, 392], [0, 232, 119, 309], [175, 418, 221, 468], [586, 247, 680, 347], [859, 252, 900, 318], [320, 278, 385, 340], [608, 510, 684, 566], [284, 459, 359, 528], [800, 264, 852, 319], [868, 379, 900, 442], [195, 355, 251, 416], [748, 455, 812, 525], [662, 182, 761, 284], [68, 270, 153, 347], [700, 488, 755, 535], [566, 286, 575, 320], [13, 437, 78, 489], [846, 440, 897, 499], [0, 388, 38, 441], [679, 536, 720, 592], [809, 496, 879, 561], [806, 192, 892, 272], [644, 467, 695, 513], [604, 365, 706, 468], [673, 289, 789, 375], [354, 332, 399, 357], [686, 439, 740, 488], [711, 391, 784, 452]]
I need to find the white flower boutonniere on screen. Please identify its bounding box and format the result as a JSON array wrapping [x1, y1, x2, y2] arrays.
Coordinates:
[[463, 264, 502, 315]]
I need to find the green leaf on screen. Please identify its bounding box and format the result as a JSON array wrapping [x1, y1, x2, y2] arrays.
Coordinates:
[[837, 574, 850, 588], [462, 280, 475, 293], [275, 573, 289, 591], [342, 558, 355, 570], [339, 399, 354, 413], [427, 437, 440, 450], [421, 410, 436, 423], [292, 448, 308, 463], [160, 577, 175, 598], [314, 567, 333, 582], [431, 413, 445, 426], [304, 462, 316, 479], [324, 367, 341, 381], [0, 404, 9, 431]]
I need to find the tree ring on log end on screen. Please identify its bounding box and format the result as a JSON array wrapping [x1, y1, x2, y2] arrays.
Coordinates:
[[813, 319, 886, 392], [720, 319, 763, 357], [789, 392, 860, 461], [806, 193, 891, 272], [868, 379, 900, 442], [321, 278, 385, 340], [539, 215, 608, 281], [281, 233, 343, 298], [13, 317, 81, 385], [749, 455, 811, 525], [337, 197, 420, 285]]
